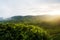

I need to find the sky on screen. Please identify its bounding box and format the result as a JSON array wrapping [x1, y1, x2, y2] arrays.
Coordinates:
[[0, 0, 60, 18]]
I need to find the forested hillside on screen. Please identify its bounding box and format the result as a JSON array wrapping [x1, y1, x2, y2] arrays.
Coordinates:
[[0, 15, 60, 40], [0, 23, 50, 40]]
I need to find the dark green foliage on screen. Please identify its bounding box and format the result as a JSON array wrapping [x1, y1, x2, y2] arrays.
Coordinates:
[[1, 15, 60, 40], [53, 34, 60, 40], [0, 23, 50, 40]]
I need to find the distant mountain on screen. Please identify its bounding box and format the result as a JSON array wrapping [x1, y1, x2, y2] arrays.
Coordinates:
[[2, 15, 51, 23], [1, 15, 60, 23]]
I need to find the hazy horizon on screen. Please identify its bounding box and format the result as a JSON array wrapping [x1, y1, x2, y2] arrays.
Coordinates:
[[0, 0, 60, 18]]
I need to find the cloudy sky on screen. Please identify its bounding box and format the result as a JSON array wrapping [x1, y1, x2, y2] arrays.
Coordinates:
[[0, 0, 60, 18]]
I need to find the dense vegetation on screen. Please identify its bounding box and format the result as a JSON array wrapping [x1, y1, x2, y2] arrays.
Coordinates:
[[0, 15, 60, 40], [0, 23, 50, 40]]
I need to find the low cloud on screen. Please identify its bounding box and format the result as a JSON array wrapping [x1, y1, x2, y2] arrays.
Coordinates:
[[0, 0, 60, 18]]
